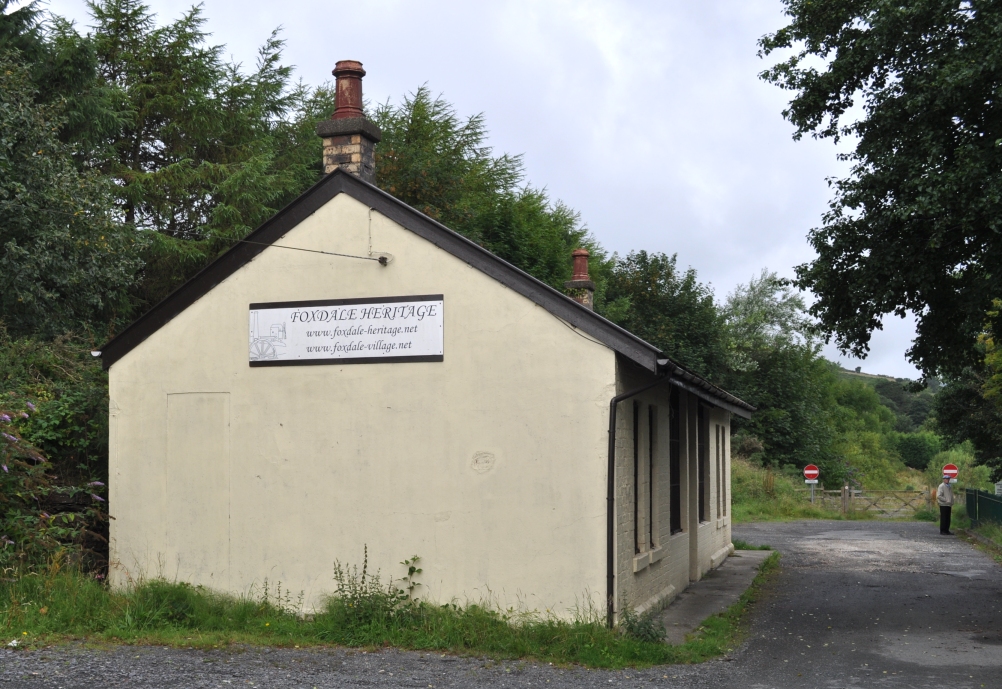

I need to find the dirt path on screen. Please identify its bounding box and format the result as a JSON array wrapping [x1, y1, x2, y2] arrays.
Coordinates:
[[1, 520, 998, 688]]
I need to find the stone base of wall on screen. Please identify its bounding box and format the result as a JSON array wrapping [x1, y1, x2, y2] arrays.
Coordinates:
[[634, 584, 677, 616], [710, 542, 735, 570]]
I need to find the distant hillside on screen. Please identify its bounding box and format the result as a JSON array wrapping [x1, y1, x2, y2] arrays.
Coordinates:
[[836, 367, 939, 432]]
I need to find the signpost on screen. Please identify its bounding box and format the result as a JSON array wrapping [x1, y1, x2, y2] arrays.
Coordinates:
[[943, 463, 959, 484], [804, 464, 820, 502]]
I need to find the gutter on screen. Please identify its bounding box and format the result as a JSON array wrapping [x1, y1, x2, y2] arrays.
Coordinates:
[[606, 363, 671, 628]]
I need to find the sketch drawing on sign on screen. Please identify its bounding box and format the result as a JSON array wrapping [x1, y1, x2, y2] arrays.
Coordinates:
[[249, 311, 287, 361]]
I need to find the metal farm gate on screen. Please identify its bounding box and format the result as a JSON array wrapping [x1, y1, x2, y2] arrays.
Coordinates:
[[800, 488, 932, 517]]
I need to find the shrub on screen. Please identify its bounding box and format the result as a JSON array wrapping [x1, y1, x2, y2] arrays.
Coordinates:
[[621, 608, 667, 643], [0, 331, 108, 571], [894, 432, 943, 470]]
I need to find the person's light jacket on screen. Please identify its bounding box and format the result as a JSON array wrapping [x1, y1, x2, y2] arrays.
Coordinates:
[[937, 482, 954, 507]]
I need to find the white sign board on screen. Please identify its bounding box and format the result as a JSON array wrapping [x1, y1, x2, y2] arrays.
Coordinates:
[[248, 295, 443, 366]]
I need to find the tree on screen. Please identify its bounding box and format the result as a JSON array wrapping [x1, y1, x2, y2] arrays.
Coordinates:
[[721, 271, 838, 471], [373, 87, 606, 291], [0, 52, 141, 337], [760, 1, 1002, 378], [602, 251, 727, 380], [1, 1, 123, 166], [52, 0, 320, 309], [935, 364, 1002, 479], [0, 0, 45, 59]]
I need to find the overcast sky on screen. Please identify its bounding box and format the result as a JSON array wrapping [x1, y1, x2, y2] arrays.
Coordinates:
[[37, 0, 922, 378]]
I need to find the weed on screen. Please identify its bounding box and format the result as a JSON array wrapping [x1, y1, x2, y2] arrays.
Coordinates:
[[621, 608, 666, 643], [0, 550, 781, 669], [731, 539, 771, 551]]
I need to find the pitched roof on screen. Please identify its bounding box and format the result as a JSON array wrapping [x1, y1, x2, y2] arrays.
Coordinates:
[[100, 170, 753, 418]]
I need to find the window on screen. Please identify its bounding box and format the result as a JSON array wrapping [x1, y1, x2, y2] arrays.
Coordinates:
[[715, 424, 722, 520], [669, 387, 682, 534], [698, 404, 707, 523], [722, 426, 728, 516], [634, 400, 641, 554], [649, 405, 657, 549]]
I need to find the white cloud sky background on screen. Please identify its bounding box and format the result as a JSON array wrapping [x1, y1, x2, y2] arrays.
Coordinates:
[[36, 0, 922, 378]]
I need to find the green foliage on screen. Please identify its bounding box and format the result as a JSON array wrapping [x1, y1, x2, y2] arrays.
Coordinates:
[[0, 331, 109, 481], [871, 378, 937, 432], [0, 331, 109, 569], [603, 251, 727, 379], [0, 554, 779, 669], [829, 379, 905, 488], [0, 1, 45, 59], [934, 367, 1002, 480], [730, 457, 839, 521], [0, 0, 327, 311], [0, 401, 106, 570], [761, 1, 1002, 378], [373, 87, 606, 292], [721, 272, 838, 472], [971, 521, 1002, 551], [731, 539, 771, 551], [620, 608, 666, 644], [0, 51, 142, 337], [924, 443, 993, 492], [892, 432, 942, 471]]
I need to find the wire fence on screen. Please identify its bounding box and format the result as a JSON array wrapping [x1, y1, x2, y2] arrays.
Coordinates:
[[965, 488, 1002, 527]]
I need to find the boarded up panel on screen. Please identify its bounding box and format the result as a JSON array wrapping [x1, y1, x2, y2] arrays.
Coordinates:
[[166, 393, 230, 587]]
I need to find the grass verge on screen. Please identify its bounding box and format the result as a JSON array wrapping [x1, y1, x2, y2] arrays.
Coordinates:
[[732, 539, 771, 551], [963, 520, 1002, 563], [0, 553, 780, 669], [972, 521, 1002, 548], [732, 458, 863, 522]]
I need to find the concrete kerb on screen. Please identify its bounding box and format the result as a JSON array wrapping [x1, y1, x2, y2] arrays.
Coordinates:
[[655, 548, 774, 645]]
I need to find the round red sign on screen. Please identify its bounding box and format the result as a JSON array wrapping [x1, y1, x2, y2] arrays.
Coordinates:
[[943, 463, 959, 478], [804, 464, 820, 480]]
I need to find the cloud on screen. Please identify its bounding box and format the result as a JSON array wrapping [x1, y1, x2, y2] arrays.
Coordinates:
[[41, 0, 922, 377]]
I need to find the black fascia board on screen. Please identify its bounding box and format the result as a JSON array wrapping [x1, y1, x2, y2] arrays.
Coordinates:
[[99, 170, 753, 415], [100, 170, 659, 372]]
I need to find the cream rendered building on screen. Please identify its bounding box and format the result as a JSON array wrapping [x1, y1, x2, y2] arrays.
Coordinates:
[[100, 62, 753, 626]]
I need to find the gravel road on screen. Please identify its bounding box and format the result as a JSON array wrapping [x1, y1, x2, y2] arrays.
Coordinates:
[[1, 520, 998, 688]]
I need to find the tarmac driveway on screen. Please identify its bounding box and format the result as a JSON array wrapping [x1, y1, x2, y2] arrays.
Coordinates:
[[0, 520, 999, 688], [726, 520, 1002, 688]]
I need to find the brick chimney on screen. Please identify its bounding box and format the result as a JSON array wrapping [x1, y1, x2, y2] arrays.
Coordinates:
[[316, 60, 382, 183], [564, 248, 595, 310]]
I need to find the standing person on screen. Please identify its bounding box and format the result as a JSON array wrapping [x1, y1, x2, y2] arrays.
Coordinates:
[[937, 475, 954, 535]]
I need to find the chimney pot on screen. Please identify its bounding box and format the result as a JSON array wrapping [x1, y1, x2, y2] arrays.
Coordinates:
[[332, 60, 366, 120], [564, 248, 595, 310], [571, 248, 590, 281], [316, 60, 382, 183]]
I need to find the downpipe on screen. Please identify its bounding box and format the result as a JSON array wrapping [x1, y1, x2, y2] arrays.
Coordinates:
[[607, 367, 671, 628]]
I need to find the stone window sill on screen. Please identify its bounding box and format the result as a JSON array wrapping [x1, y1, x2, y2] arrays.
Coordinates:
[[632, 545, 663, 573]]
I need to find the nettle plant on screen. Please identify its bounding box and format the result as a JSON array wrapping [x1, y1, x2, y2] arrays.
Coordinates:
[[0, 397, 106, 571]]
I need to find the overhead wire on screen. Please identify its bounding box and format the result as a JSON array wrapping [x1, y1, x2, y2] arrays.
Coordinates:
[[4, 203, 385, 264], [233, 238, 384, 263]]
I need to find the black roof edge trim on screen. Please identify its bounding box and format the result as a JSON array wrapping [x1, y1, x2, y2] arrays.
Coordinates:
[[100, 173, 352, 369], [341, 175, 662, 372], [98, 169, 753, 416], [663, 363, 755, 418], [100, 169, 661, 372]]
